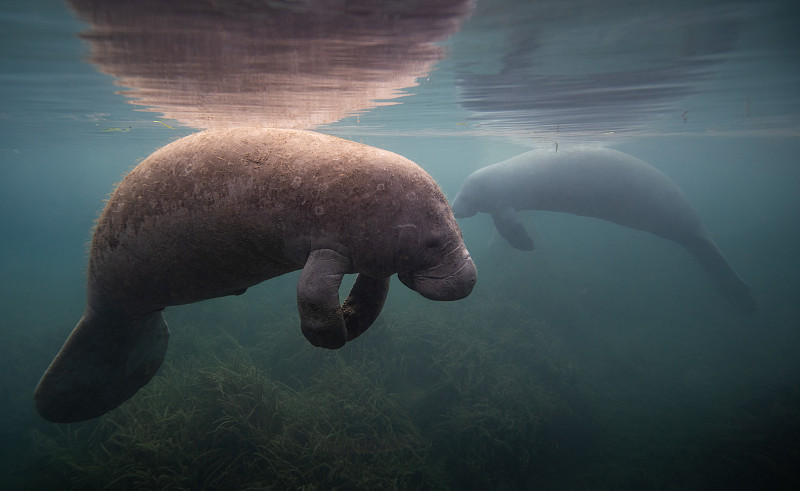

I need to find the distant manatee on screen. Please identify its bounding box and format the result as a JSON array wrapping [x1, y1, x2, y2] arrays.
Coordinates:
[[35, 128, 477, 423], [452, 147, 756, 314]]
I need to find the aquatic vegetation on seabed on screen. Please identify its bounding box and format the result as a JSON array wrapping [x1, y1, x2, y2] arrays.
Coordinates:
[[22, 298, 587, 490]]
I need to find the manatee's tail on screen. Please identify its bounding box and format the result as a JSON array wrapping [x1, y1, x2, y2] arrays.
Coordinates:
[[34, 307, 169, 423], [682, 234, 757, 314]]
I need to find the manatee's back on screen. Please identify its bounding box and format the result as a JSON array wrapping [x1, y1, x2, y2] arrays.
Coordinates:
[[89, 129, 295, 312], [503, 148, 708, 242], [501, 147, 756, 314]]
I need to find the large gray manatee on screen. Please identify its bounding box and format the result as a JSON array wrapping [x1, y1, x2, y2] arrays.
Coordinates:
[[451, 147, 756, 314], [35, 128, 477, 423]]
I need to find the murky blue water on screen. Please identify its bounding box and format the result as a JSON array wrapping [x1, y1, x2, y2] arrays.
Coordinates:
[[2, 0, 799, 489]]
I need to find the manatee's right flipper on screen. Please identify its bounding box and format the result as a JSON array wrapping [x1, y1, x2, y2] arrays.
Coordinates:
[[34, 308, 169, 423], [342, 274, 390, 342], [491, 207, 535, 250], [682, 234, 757, 314], [297, 250, 390, 348]]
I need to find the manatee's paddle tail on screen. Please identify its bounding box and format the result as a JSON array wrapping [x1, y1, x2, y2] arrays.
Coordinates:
[[491, 207, 535, 250], [34, 308, 169, 423], [682, 235, 757, 314]]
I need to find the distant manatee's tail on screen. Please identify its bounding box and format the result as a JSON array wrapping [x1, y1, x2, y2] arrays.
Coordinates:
[[34, 307, 169, 423], [682, 234, 757, 315]]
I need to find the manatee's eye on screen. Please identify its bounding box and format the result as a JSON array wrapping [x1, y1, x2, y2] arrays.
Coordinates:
[[424, 237, 443, 250], [425, 235, 452, 256]]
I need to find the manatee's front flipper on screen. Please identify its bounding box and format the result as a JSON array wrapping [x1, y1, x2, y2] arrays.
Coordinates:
[[682, 234, 757, 314], [297, 249, 351, 349], [298, 250, 390, 348], [342, 274, 390, 342], [491, 207, 535, 250], [34, 308, 169, 423]]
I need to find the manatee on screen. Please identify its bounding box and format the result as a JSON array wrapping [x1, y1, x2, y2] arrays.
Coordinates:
[[35, 128, 477, 423], [451, 147, 756, 314]]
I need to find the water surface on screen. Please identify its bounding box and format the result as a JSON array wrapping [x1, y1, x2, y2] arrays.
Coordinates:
[[1, 0, 799, 489]]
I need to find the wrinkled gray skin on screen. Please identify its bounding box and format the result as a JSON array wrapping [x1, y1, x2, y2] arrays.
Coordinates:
[[452, 147, 756, 314], [35, 128, 476, 423]]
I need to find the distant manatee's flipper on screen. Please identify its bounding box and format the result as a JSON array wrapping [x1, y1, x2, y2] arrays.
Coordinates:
[[491, 207, 535, 250], [34, 308, 169, 423], [681, 234, 757, 314], [342, 274, 390, 342]]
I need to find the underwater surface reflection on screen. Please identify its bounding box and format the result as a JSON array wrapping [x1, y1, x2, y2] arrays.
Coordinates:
[[1, 0, 799, 489]]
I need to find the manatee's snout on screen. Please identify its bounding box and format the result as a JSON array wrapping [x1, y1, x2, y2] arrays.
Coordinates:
[[450, 188, 479, 218], [398, 251, 477, 301], [450, 193, 476, 219]]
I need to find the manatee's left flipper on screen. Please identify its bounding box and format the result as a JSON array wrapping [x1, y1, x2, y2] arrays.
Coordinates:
[[34, 307, 169, 423], [297, 249, 352, 349], [342, 274, 390, 342], [491, 207, 535, 250]]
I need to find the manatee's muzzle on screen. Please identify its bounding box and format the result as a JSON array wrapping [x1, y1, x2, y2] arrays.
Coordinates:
[[450, 193, 477, 219], [398, 253, 477, 301]]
